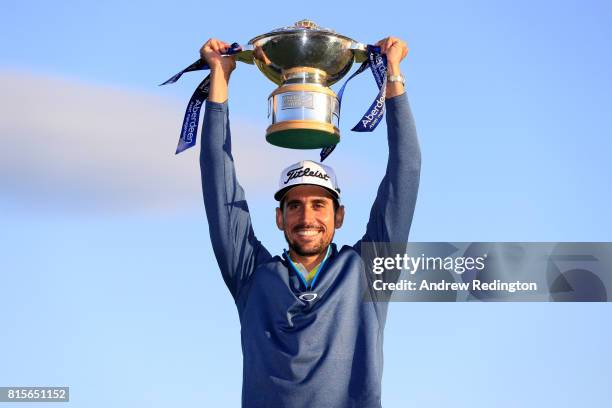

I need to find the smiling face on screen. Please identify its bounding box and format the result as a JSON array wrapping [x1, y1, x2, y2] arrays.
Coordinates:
[[276, 185, 344, 259]]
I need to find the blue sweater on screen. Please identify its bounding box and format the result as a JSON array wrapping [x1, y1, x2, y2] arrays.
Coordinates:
[[200, 94, 420, 407]]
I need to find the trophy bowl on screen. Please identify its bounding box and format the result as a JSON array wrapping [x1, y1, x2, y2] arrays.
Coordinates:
[[246, 20, 367, 149]]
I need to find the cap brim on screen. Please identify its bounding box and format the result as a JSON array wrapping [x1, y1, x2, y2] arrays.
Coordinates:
[[274, 183, 340, 202]]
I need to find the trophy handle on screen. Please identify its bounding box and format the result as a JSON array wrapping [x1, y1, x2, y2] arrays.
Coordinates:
[[231, 44, 255, 65], [350, 42, 369, 63]]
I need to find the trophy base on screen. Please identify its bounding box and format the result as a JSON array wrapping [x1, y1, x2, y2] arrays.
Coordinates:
[[266, 121, 339, 149]]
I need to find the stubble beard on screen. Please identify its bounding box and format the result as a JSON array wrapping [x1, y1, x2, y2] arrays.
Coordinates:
[[284, 230, 333, 257]]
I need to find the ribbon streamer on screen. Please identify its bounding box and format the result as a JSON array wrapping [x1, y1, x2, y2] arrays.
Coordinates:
[[320, 46, 387, 161], [160, 43, 242, 154], [350, 49, 387, 133]]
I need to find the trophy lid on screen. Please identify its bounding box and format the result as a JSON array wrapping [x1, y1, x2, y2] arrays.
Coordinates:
[[249, 19, 356, 44]]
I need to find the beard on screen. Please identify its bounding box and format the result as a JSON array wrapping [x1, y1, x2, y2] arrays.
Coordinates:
[[283, 229, 332, 257]]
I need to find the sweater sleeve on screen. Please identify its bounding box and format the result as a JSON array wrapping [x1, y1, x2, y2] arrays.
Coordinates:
[[355, 92, 421, 248], [354, 93, 421, 305], [200, 100, 272, 300]]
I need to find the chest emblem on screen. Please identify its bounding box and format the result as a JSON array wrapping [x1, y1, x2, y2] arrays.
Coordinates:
[[298, 292, 318, 302]]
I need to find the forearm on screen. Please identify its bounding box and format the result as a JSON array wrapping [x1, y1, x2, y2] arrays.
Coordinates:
[[200, 38, 235, 103], [386, 93, 421, 172], [200, 69, 238, 200], [200, 100, 236, 243], [360, 93, 420, 246], [384, 93, 421, 239], [385, 62, 404, 99], [207, 69, 230, 103]]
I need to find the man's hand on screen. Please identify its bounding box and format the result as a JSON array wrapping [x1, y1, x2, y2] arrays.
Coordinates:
[[200, 38, 236, 79], [200, 38, 236, 102], [376, 37, 409, 98]]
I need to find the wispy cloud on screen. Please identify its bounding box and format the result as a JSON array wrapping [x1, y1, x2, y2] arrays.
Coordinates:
[[0, 71, 333, 214]]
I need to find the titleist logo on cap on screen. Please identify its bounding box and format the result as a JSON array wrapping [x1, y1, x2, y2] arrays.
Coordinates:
[[284, 166, 330, 185]]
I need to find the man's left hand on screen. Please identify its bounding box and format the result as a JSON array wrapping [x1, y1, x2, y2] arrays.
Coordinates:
[[376, 36, 408, 98], [376, 36, 409, 70]]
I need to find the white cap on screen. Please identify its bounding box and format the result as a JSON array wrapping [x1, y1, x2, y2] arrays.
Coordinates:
[[274, 160, 341, 201]]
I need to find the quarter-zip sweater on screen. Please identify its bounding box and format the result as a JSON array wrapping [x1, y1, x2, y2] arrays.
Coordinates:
[[200, 93, 421, 408]]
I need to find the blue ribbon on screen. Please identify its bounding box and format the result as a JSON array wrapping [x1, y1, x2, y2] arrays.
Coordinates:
[[175, 76, 210, 153], [351, 49, 387, 132], [159, 43, 241, 154], [320, 45, 387, 161], [319, 145, 337, 162], [159, 59, 210, 86]]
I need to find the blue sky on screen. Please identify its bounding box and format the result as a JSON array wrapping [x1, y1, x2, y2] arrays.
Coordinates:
[[1, 0, 611, 407]]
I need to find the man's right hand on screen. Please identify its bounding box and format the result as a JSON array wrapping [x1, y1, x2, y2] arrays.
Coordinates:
[[200, 38, 236, 102]]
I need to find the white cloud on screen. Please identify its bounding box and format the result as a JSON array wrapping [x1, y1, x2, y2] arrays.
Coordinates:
[[0, 70, 343, 214]]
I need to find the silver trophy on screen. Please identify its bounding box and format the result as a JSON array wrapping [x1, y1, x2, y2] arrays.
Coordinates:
[[234, 20, 370, 149]]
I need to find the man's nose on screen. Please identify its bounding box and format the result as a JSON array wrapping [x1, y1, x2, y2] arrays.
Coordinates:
[[299, 206, 316, 223]]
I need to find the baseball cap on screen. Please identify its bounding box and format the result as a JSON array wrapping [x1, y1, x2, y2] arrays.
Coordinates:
[[274, 160, 341, 201]]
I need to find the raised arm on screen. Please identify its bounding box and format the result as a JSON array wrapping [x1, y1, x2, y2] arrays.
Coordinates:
[[199, 39, 271, 300], [354, 38, 420, 307], [355, 37, 421, 249]]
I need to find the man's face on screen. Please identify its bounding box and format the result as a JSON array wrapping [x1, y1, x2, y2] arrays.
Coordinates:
[[276, 185, 345, 257]]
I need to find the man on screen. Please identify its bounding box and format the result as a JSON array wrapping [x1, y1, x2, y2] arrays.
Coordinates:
[[200, 36, 420, 407]]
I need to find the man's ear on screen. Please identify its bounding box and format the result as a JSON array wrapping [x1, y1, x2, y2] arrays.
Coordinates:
[[335, 205, 345, 229], [275, 207, 284, 230]]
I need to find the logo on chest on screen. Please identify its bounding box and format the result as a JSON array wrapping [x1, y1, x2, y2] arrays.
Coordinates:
[[298, 292, 318, 302]]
